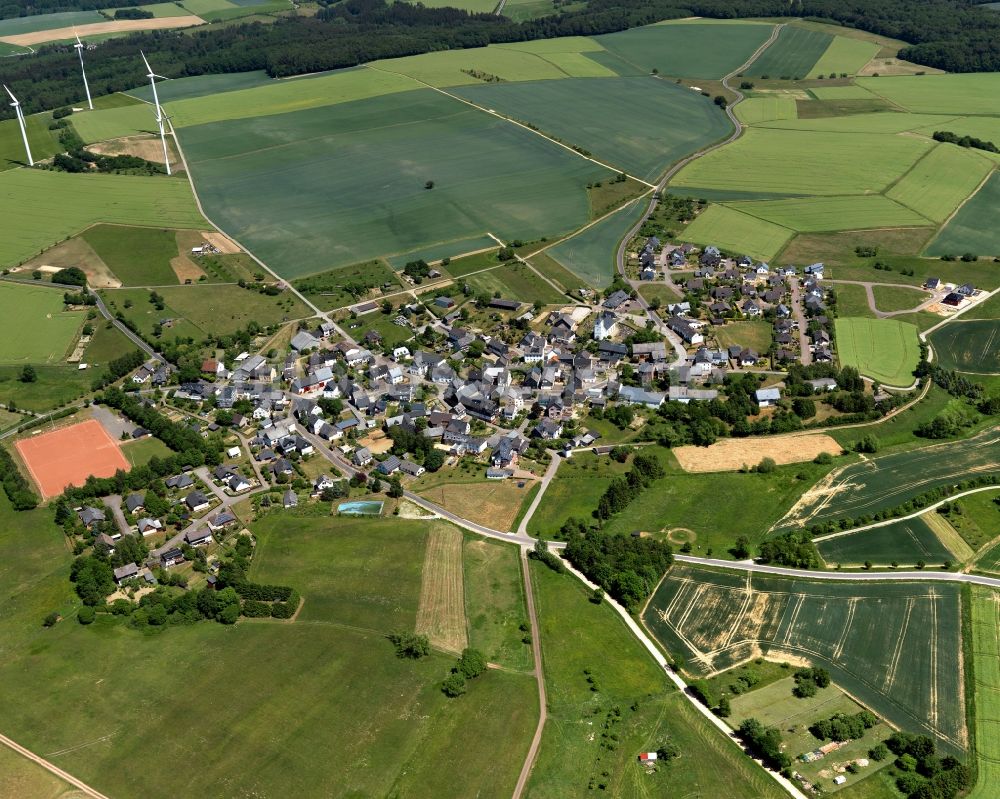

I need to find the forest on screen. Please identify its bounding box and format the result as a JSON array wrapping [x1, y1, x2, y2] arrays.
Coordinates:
[[5, 0, 1000, 118]]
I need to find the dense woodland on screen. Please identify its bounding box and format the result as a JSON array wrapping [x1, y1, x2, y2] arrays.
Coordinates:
[[4, 0, 1000, 118]]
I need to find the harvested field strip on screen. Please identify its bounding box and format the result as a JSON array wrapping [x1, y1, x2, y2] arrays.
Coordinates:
[[886, 143, 994, 224], [809, 85, 878, 100], [671, 433, 841, 473], [759, 111, 958, 134], [0, 15, 202, 45], [923, 512, 976, 562], [416, 480, 536, 532], [416, 524, 468, 654]]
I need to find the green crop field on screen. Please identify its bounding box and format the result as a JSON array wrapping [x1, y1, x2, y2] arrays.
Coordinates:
[[680, 204, 793, 261], [0, 169, 205, 267], [0, 283, 83, 364], [672, 127, 931, 196], [816, 516, 955, 567], [743, 25, 832, 79], [528, 562, 786, 798], [835, 317, 920, 386], [643, 564, 966, 754], [461, 262, 564, 304], [452, 76, 732, 182], [913, 115, 1000, 148], [546, 200, 643, 287], [0, 9, 103, 36], [81, 225, 181, 286], [735, 96, 797, 125], [177, 0, 237, 14], [859, 73, 1000, 116], [0, 498, 538, 799], [126, 70, 274, 104], [807, 36, 880, 77], [969, 587, 1000, 798], [0, 115, 63, 171], [181, 88, 611, 279], [595, 21, 776, 80], [809, 85, 879, 100], [760, 111, 955, 135], [729, 195, 930, 232], [886, 144, 994, 223], [775, 425, 1000, 530], [386, 235, 497, 271], [930, 320, 1000, 374], [925, 171, 1000, 257], [70, 103, 159, 144]]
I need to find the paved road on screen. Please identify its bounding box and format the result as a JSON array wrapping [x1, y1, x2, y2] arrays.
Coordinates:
[[674, 554, 1000, 588], [516, 453, 561, 536], [826, 279, 936, 319], [101, 494, 131, 537], [0, 732, 112, 799], [89, 289, 161, 360], [787, 277, 812, 366]]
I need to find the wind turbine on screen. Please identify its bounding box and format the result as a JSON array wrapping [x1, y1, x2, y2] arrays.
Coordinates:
[[140, 51, 171, 175], [4, 85, 33, 166], [74, 32, 93, 111]]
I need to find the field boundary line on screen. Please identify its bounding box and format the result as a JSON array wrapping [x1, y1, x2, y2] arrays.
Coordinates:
[[363, 64, 655, 187], [0, 731, 112, 799]]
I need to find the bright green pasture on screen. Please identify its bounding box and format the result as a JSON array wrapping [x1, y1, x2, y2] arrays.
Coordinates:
[[776, 425, 1000, 530], [0, 41, 30, 54], [0, 283, 82, 364], [729, 194, 930, 232], [167, 67, 415, 128], [735, 95, 797, 125], [644, 564, 966, 754], [672, 127, 930, 196], [871, 284, 928, 313], [526, 450, 631, 536], [0, 114, 63, 170], [913, 115, 1000, 148], [0, 170, 204, 267], [887, 143, 994, 223], [126, 70, 273, 104], [835, 317, 920, 386], [461, 262, 564, 304], [70, 103, 159, 144], [82, 224, 180, 286], [453, 76, 732, 181], [595, 21, 776, 80], [809, 85, 878, 100], [0, 498, 536, 799], [679, 204, 792, 261], [929, 320, 1000, 374], [816, 516, 955, 567], [546, 200, 643, 287], [529, 563, 786, 799], [182, 89, 611, 279], [760, 111, 955, 134], [807, 36, 879, 77], [969, 587, 1000, 799], [743, 25, 831, 79], [859, 73, 1000, 115], [926, 171, 1000, 257], [0, 9, 103, 36]]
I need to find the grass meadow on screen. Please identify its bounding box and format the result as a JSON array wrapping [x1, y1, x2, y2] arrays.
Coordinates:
[[0, 742, 75, 798], [835, 317, 920, 385], [0, 114, 63, 171], [0, 170, 204, 268], [70, 103, 158, 144], [527, 562, 786, 798], [126, 70, 274, 104], [929, 320, 1000, 374], [858, 73, 1000, 115], [181, 89, 611, 279], [833, 283, 875, 318], [680, 204, 793, 261], [0, 283, 83, 364], [461, 262, 564, 304], [816, 515, 956, 567], [644, 564, 966, 754], [870, 283, 928, 313]]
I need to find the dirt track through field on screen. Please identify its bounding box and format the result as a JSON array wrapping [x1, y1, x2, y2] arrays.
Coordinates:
[[0, 16, 203, 45], [415, 524, 467, 653], [673, 433, 842, 472]]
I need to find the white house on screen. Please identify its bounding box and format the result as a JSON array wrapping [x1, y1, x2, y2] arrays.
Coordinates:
[[755, 387, 781, 408], [593, 311, 618, 341]]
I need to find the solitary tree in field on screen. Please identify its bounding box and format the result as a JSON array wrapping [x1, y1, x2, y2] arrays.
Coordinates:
[[19, 364, 36, 383], [424, 180, 435, 190]]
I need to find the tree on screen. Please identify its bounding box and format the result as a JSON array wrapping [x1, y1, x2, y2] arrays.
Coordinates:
[[855, 434, 880, 454], [424, 180, 435, 190], [731, 535, 751, 559], [42, 612, 59, 628], [792, 397, 816, 419], [389, 631, 430, 659], [18, 364, 36, 383], [717, 694, 732, 718], [387, 477, 403, 498], [424, 448, 445, 472], [456, 648, 487, 679], [78, 606, 96, 624], [441, 673, 466, 697]]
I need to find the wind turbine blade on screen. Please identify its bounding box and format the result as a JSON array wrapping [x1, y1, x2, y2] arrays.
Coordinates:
[[3, 84, 17, 104], [140, 50, 153, 73], [151, 73, 168, 80]]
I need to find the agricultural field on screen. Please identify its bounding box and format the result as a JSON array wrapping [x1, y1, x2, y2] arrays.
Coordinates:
[[858, 73, 1000, 116], [0, 10, 104, 37], [126, 71, 274, 104], [807, 36, 880, 77], [744, 25, 832, 78], [0, 283, 84, 364], [671, 433, 841, 473], [815, 515, 957, 567], [643, 564, 966, 754], [925, 172, 1000, 257], [594, 20, 776, 80], [679, 204, 793, 261], [181, 89, 611, 279], [834, 317, 920, 386], [0, 170, 205, 268], [0, 500, 537, 798], [730, 195, 930, 232], [528, 563, 786, 798], [0, 114, 63, 171], [809, 85, 879, 100], [460, 262, 564, 304], [452, 76, 732, 182], [735, 95, 797, 125], [775, 425, 1000, 531], [293, 260, 403, 311], [929, 320, 1000, 374], [969, 587, 1000, 799], [415, 524, 468, 653], [81, 225, 182, 286], [463, 538, 532, 671], [546, 200, 643, 287], [70, 103, 159, 145], [886, 144, 994, 224], [415, 475, 538, 532]]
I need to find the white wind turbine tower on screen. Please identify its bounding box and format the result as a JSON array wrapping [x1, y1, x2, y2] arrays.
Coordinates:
[[4, 85, 33, 166], [140, 51, 171, 175], [74, 32, 93, 111]]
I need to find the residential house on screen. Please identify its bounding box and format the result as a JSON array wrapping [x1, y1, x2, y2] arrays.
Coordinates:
[[755, 387, 781, 408]]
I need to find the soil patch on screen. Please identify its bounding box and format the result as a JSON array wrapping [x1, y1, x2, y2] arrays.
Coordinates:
[[88, 135, 174, 165], [21, 236, 120, 288], [170, 255, 205, 283], [202, 231, 241, 254], [0, 16, 203, 45], [673, 433, 843, 473]]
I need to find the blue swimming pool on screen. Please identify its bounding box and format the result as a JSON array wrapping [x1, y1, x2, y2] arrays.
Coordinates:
[[337, 500, 384, 516]]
